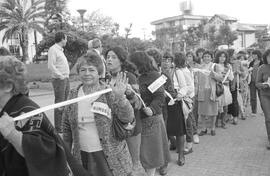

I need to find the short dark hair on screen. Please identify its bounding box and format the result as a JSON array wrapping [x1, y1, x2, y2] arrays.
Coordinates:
[[55, 32, 66, 43], [262, 49, 270, 64], [196, 48, 205, 57], [252, 49, 262, 59], [129, 51, 156, 74], [0, 47, 11, 56], [163, 50, 174, 63], [76, 51, 104, 75], [174, 52, 186, 68], [214, 50, 229, 67], [202, 50, 213, 58]]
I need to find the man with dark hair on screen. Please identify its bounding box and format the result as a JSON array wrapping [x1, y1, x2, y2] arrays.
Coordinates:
[[48, 32, 70, 133]]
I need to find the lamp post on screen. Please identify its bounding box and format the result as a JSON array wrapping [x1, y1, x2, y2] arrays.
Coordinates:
[[77, 9, 87, 31]]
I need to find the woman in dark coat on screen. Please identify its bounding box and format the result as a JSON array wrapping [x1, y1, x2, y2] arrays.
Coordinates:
[[129, 51, 171, 176]]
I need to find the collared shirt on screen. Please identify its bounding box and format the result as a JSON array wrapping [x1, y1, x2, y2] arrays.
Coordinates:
[[48, 44, 70, 79]]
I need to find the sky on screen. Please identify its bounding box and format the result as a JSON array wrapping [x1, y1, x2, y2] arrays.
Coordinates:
[[68, 0, 270, 39]]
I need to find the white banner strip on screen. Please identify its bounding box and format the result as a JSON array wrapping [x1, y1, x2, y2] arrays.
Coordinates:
[[13, 88, 112, 121]]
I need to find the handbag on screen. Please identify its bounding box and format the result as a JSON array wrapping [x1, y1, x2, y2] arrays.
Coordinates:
[[102, 93, 136, 141], [174, 69, 193, 119], [111, 117, 136, 141], [212, 64, 231, 97]]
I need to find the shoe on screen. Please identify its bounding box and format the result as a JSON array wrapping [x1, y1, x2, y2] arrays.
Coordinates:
[[221, 125, 227, 129], [199, 129, 207, 136], [184, 147, 193, 155], [210, 130, 216, 136], [193, 134, 200, 144], [232, 118, 238, 125], [169, 144, 176, 151], [159, 166, 168, 175], [241, 116, 246, 120], [177, 156, 185, 166], [267, 142, 270, 150]]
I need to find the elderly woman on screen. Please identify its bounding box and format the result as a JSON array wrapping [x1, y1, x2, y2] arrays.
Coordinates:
[[198, 51, 220, 136], [129, 51, 170, 176], [256, 49, 270, 149], [105, 46, 145, 175], [0, 56, 86, 176], [62, 52, 134, 176]]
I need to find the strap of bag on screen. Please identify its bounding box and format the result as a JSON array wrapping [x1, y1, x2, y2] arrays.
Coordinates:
[[222, 68, 231, 84]]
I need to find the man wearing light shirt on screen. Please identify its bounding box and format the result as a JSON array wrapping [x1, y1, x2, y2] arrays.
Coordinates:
[[48, 32, 70, 133]]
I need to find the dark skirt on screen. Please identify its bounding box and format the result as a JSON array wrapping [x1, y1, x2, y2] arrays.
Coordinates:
[[167, 101, 186, 136], [228, 89, 239, 117], [80, 150, 113, 176], [133, 109, 142, 136], [140, 114, 171, 169]]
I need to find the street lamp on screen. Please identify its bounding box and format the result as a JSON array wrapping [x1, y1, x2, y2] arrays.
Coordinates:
[[77, 9, 87, 31]]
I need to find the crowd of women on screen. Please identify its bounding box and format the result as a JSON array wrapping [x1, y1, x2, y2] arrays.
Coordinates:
[[0, 33, 270, 176]]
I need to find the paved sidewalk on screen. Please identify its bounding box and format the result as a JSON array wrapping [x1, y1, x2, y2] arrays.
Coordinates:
[[162, 110, 270, 176], [30, 91, 270, 176]]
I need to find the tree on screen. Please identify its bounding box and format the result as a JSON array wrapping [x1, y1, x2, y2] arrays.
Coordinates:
[[216, 24, 238, 46], [0, 0, 46, 62], [37, 30, 97, 67], [44, 0, 69, 32], [71, 10, 117, 36]]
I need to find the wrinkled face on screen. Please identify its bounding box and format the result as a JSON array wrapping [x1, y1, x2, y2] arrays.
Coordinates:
[[161, 57, 173, 70], [78, 65, 100, 86], [203, 54, 212, 64], [219, 53, 226, 64], [106, 51, 122, 72]]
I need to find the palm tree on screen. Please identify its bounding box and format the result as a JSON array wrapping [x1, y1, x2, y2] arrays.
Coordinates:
[[0, 0, 46, 62]]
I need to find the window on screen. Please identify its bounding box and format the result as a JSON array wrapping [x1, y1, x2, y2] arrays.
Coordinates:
[[8, 33, 19, 40], [9, 45, 20, 57]]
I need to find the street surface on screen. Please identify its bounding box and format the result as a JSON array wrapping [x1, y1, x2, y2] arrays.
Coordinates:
[[30, 90, 270, 176]]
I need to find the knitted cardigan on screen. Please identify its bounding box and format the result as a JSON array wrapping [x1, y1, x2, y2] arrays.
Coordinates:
[[62, 84, 134, 176]]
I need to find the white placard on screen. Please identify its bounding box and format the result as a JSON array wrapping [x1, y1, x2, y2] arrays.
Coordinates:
[[91, 102, 112, 119], [148, 74, 167, 93]]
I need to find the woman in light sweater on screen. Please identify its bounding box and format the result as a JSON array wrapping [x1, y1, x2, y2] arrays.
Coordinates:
[[198, 51, 221, 136], [256, 49, 270, 149]]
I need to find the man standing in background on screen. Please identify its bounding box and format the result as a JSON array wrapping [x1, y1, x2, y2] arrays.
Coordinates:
[[88, 38, 106, 79], [48, 32, 70, 133]]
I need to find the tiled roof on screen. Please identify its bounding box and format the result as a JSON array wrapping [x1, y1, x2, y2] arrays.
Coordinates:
[[151, 14, 210, 25], [236, 23, 256, 31], [215, 14, 237, 21]]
